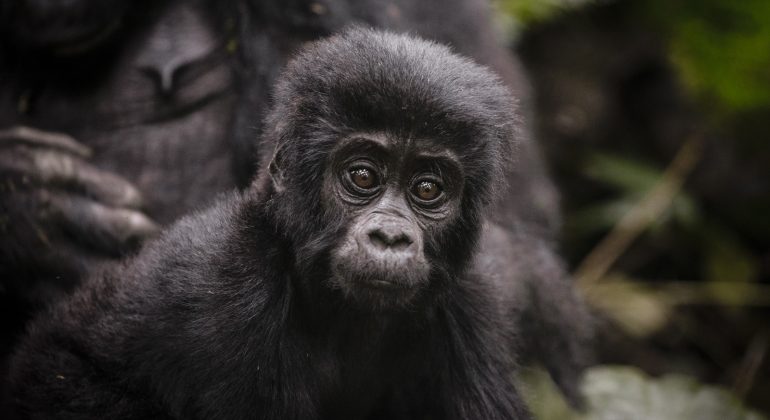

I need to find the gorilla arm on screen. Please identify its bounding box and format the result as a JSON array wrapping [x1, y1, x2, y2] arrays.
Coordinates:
[[474, 222, 594, 407]]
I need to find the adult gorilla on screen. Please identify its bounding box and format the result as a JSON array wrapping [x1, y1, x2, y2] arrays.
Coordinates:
[[0, 0, 589, 408]]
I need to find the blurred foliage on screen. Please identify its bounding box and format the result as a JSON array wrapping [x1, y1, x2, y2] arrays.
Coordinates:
[[578, 149, 762, 299], [501, 0, 770, 412], [494, 0, 596, 39], [496, 0, 594, 25], [522, 366, 767, 420], [574, 152, 699, 235], [501, 0, 770, 111], [702, 226, 758, 284], [583, 274, 673, 337], [641, 0, 770, 112], [569, 148, 765, 337]]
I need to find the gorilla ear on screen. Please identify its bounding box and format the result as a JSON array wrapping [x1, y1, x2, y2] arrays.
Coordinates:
[[268, 146, 287, 193]]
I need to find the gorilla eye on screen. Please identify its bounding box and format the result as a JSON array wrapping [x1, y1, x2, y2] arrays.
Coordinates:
[[412, 180, 442, 202], [349, 167, 379, 190]]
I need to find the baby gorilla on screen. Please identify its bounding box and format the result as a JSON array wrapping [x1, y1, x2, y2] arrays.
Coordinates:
[[9, 28, 531, 419]]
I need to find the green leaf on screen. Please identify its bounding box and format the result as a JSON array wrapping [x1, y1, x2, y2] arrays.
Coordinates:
[[567, 199, 636, 234], [583, 153, 662, 194], [495, 0, 595, 25], [642, 0, 770, 112]]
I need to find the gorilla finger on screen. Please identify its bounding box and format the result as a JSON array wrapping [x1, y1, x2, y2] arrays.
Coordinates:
[[2, 147, 144, 208], [0, 126, 91, 158], [48, 194, 160, 255]]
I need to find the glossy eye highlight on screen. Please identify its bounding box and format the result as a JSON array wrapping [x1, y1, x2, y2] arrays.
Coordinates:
[[412, 180, 442, 202], [350, 168, 378, 189]]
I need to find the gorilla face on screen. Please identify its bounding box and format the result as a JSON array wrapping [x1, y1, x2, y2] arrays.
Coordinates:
[[325, 133, 464, 308], [261, 28, 517, 312]]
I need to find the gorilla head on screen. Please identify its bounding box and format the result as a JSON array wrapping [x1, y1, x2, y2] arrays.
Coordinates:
[[259, 27, 518, 310]]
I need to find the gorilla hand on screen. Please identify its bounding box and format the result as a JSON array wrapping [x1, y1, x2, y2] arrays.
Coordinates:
[[0, 126, 158, 302]]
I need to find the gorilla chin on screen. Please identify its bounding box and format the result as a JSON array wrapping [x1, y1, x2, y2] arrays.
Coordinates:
[[330, 248, 431, 310]]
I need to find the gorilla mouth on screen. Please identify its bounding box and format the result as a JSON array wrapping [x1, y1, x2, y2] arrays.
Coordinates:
[[329, 240, 430, 305], [357, 278, 414, 292], [344, 272, 423, 305]]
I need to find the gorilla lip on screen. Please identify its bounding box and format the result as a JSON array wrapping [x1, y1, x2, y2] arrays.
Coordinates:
[[353, 279, 419, 303], [359, 278, 411, 291]]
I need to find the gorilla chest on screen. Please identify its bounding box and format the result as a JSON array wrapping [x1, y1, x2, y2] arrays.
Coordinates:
[[308, 328, 428, 418]]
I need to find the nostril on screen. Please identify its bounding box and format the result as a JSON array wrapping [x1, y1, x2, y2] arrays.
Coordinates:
[[389, 234, 413, 251], [367, 229, 413, 251], [368, 230, 389, 250]]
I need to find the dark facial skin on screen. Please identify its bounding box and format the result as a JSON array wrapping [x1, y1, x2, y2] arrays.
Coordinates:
[[326, 133, 464, 308]]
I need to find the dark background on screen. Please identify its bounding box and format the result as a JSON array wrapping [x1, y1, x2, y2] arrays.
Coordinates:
[[502, 0, 770, 414]]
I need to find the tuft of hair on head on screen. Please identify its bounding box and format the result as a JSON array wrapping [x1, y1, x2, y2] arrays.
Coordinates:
[[256, 26, 520, 215]]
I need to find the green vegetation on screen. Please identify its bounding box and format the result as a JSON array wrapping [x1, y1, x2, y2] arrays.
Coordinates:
[[643, 0, 770, 112], [499, 0, 770, 415], [500, 0, 770, 112], [496, 0, 593, 25]]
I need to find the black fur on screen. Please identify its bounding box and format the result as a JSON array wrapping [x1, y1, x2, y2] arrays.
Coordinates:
[[1, 0, 591, 412], [9, 29, 532, 419]]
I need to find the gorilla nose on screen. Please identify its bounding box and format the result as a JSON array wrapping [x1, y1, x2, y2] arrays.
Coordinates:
[[367, 226, 414, 252]]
